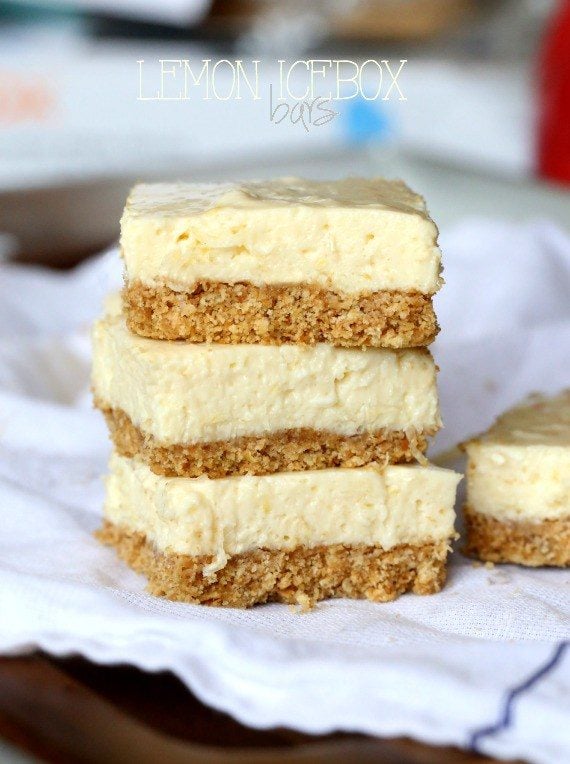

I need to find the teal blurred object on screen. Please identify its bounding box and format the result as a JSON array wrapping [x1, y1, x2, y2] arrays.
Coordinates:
[[0, 0, 79, 21]]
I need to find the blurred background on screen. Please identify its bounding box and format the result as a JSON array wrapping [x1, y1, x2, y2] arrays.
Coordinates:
[[0, 0, 569, 267]]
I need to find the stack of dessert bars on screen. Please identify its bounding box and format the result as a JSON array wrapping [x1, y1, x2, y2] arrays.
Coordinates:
[[93, 178, 461, 608]]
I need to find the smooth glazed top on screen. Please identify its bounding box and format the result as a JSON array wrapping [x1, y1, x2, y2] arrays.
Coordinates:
[[476, 391, 570, 448]]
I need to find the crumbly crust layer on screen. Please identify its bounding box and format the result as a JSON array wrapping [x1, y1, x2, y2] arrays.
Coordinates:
[[97, 520, 449, 607], [463, 506, 570, 567], [123, 280, 438, 348], [99, 404, 430, 478]]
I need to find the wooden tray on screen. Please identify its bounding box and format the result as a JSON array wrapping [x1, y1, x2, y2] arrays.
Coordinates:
[[0, 654, 519, 763]]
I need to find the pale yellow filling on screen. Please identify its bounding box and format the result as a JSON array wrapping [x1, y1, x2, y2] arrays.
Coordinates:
[[92, 304, 441, 445], [105, 453, 460, 574], [121, 178, 442, 294], [465, 391, 570, 522]]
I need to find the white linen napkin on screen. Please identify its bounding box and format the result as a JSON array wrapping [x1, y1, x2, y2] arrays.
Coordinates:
[[0, 220, 568, 764]]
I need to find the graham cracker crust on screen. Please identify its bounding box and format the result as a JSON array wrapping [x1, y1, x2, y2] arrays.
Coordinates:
[[97, 520, 449, 607], [463, 506, 570, 567], [123, 280, 438, 348], [99, 404, 431, 478]]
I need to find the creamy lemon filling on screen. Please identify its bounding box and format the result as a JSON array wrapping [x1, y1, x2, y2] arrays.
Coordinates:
[[465, 391, 570, 522], [92, 304, 441, 445], [105, 453, 460, 574], [120, 178, 442, 294]]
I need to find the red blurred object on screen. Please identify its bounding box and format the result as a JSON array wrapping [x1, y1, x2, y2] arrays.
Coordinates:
[[537, 0, 570, 185]]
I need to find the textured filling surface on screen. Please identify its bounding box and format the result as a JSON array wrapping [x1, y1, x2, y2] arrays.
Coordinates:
[[93, 306, 441, 444], [103, 453, 459, 567], [121, 178, 442, 295], [463, 506, 570, 567], [100, 404, 431, 478], [463, 390, 570, 524], [123, 281, 438, 347], [97, 520, 449, 608]]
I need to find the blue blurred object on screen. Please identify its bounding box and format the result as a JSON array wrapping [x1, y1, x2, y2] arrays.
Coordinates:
[[343, 98, 392, 145]]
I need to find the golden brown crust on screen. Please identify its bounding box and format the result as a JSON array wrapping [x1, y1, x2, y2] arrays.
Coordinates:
[[98, 403, 431, 479], [96, 520, 449, 607], [123, 280, 438, 348], [463, 506, 570, 567]]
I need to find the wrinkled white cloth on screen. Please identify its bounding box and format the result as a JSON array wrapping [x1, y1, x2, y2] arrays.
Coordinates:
[[0, 219, 569, 764]]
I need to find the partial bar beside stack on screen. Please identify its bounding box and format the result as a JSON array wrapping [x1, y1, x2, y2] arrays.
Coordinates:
[[94, 177, 461, 607], [463, 391, 570, 567]]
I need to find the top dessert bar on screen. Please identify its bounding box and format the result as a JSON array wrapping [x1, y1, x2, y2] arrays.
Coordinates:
[[121, 177, 442, 347]]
